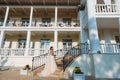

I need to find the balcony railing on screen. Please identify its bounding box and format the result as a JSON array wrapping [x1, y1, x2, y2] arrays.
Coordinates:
[[0, 19, 80, 28], [0, 48, 49, 56], [58, 20, 80, 27], [100, 43, 120, 53], [0, 48, 25, 56], [95, 4, 118, 14], [63, 43, 89, 71]]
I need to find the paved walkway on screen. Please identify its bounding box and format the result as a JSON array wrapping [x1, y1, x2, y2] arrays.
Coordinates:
[[0, 58, 72, 80]]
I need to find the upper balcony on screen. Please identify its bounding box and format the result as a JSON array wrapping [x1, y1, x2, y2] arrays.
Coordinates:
[[95, 4, 120, 17], [0, 19, 80, 28], [0, 5, 80, 29]]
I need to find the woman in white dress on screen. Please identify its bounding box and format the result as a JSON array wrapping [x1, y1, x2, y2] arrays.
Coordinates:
[[38, 46, 57, 77]]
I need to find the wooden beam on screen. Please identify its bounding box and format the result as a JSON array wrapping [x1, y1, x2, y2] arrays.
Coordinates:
[[30, 0, 33, 5], [16, 0, 21, 5], [22, 8, 27, 14], [4, 0, 9, 4], [68, 0, 70, 5], [56, 0, 57, 5], [34, 8, 37, 14], [43, 0, 45, 5], [11, 8, 17, 13]]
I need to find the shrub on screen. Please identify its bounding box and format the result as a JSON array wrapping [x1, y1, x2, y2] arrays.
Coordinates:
[[73, 67, 83, 74], [23, 64, 31, 70]]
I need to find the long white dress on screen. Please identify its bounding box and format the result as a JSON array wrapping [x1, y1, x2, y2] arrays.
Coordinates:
[[38, 54, 57, 77]]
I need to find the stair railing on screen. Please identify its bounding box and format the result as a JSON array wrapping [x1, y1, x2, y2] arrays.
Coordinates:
[[63, 43, 88, 71], [31, 53, 48, 71]]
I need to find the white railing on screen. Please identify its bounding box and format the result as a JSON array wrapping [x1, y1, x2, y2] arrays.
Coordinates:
[[0, 48, 49, 56], [95, 4, 118, 14], [0, 48, 25, 56], [58, 20, 80, 27], [100, 43, 120, 53]]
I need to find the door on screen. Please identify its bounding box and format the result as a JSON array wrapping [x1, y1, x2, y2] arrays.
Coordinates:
[[18, 39, 26, 48], [63, 39, 72, 49], [40, 39, 50, 50]]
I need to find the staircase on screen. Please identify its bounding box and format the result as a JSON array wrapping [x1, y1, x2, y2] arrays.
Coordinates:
[[31, 58, 72, 80]]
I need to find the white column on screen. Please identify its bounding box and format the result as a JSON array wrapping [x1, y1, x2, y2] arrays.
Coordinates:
[[54, 30, 58, 51], [25, 31, 31, 56], [80, 11, 88, 43], [87, 0, 100, 53], [0, 31, 5, 48], [3, 6, 9, 27], [29, 6, 33, 27], [55, 7, 58, 27], [119, 18, 120, 33]]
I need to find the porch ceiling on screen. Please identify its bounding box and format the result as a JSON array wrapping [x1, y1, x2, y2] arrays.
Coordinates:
[[97, 18, 119, 29], [0, 0, 80, 6], [5, 31, 27, 36], [0, 7, 78, 18]]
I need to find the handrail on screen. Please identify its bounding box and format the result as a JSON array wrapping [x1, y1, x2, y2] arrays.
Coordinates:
[[63, 43, 88, 71], [100, 43, 120, 53], [95, 4, 118, 14], [31, 53, 48, 71]]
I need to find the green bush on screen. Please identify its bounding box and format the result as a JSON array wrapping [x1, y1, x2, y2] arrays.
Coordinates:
[[73, 67, 83, 74]]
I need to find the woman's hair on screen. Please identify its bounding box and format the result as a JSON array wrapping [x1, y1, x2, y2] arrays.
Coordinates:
[[50, 46, 53, 50], [50, 46, 54, 55]]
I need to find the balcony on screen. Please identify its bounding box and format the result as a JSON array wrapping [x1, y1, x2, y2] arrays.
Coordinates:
[[100, 43, 120, 53], [1, 19, 80, 28], [95, 4, 120, 17]]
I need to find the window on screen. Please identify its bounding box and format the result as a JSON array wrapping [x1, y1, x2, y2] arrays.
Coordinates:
[[63, 39, 72, 49], [0, 18, 4, 26], [63, 18, 71, 27], [22, 18, 29, 26], [42, 18, 51, 27], [115, 36, 120, 43], [40, 39, 50, 50], [18, 39, 26, 48]]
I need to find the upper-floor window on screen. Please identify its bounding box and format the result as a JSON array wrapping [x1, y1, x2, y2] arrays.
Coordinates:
[[63, 18, 71, 27], [22, 18, 29, 26], [0, 18, 4, 26], [40, 39, 50, 50], [63, 39, 72, 49], [18, 39, 26, 48], [42, 18, 51, 27], [115, 36, 120, 43]]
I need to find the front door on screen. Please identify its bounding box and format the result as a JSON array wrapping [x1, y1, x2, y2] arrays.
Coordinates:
[[63, 39, 72, 49], [40, 39, 50, 50], [18, 39, 26, 48]]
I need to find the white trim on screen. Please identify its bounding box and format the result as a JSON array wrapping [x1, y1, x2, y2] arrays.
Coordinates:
[[29, 6, 33, 27], [55, 7, 58, 27], [3, 6, 9, 27]]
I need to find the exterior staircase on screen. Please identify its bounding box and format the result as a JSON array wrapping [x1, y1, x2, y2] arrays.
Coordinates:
[[31, 58, 72, 80], [0, 58, 72, 80]]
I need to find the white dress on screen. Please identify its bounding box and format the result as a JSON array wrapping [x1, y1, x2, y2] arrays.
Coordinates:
[[38, 54, 57, 77]]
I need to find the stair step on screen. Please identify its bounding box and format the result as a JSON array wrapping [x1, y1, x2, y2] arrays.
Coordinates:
[[32, 76, 72, 80]]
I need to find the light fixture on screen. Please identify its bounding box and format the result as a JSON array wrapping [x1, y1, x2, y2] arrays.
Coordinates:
[[66, 35, 70, 38], [42, 32, 47, 38]]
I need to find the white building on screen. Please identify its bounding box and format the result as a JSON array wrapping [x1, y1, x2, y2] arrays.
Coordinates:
[[0, 0, 120, 79]]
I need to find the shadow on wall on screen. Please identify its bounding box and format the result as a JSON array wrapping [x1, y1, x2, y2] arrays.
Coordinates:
[[88, 17, 100, 53], [66, 54, 92, 78], [0, 55, 9, 70], [94, 54, 120, 78], [66, 54, 120, 78]]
